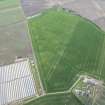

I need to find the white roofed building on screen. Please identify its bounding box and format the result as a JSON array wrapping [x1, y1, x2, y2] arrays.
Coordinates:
[[0, 58, 36, 105], [83, 78, 99, 86]]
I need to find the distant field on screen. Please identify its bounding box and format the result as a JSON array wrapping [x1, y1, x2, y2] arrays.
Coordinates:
[[24, 92, 82, 105], [0, 0, 32, 64], [0, 0, 25, 26], [0, 8, 25, 26], [21, 0, 47, 16], [28, 9, 105, 93], [0, 0, 20, 10]]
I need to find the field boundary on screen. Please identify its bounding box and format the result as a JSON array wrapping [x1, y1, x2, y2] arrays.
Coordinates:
[[22, 77, 82, 105], [26, 21, 45, 96], [20, 4, 45, 96]]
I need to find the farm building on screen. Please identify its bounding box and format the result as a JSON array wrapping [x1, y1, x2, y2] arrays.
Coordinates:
[[0, 58, 36, 105], [83, 78, 99, 86]]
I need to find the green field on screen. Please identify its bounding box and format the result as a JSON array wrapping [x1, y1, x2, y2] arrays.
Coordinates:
[[24, 92, 81, 105], [28, 9, 105, 93]]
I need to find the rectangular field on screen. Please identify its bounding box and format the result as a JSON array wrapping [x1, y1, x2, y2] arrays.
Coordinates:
[[21, 0, 47, 16], [0, 21, 32, 64], [0, 0, 32, 64], [0, 0, 20, 10], [0, 7, 25, 26]]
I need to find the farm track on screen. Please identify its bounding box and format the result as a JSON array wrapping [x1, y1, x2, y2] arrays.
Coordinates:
[[22, 77, 81, 105]]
